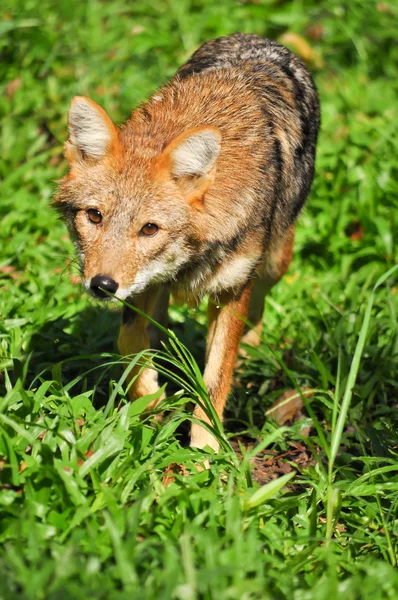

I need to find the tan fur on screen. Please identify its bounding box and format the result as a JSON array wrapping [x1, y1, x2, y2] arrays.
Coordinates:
[[191, 282, 252, 450], [117, 286, 164, 406], [53, 34, 319, 456], [241, 225, 295, 350]]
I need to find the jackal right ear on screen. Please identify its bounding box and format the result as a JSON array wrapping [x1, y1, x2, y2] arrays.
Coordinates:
[[65, 96, 119, 164], [154, 126, 221, 204]]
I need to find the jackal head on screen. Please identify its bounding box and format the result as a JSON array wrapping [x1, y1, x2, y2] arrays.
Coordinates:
[[54, 97, 221, 301]]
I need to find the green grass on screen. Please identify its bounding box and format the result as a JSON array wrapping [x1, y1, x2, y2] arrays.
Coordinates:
[[1, 0, 398, 598]]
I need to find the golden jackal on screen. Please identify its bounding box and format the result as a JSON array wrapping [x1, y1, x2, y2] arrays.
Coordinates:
[[54, 33, 320, 452]]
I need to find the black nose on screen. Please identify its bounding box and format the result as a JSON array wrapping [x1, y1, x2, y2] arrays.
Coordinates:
[[90, 274, 119, 299]]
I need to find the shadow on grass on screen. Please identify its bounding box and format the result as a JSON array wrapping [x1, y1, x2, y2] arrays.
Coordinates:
[[25, 304, 207, 410], [12, 299, 398, 462]]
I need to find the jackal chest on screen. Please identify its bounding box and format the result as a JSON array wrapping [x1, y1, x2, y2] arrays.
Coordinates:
[[172, 250, 258, 301]]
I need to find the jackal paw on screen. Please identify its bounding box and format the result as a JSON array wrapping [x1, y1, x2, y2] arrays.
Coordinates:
[[190, 423, 220, 453]]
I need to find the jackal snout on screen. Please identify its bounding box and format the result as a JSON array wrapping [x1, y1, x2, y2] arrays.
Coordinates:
[[89, 274, 119, 299]]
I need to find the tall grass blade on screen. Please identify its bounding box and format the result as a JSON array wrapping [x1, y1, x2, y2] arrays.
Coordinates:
[[329, 264, 398, 475]]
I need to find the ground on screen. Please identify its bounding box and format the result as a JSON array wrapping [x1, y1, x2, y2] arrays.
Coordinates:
[[1, 0, 398, 598]]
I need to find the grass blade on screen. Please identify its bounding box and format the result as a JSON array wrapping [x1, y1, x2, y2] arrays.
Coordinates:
[[244, 471, 296, 510]]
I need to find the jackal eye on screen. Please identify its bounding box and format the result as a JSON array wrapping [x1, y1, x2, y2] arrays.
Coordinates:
[[86, 209, 102, 224], [140, 223, 159, 237]]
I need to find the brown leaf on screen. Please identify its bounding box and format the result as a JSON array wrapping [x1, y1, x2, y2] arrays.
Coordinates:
[[162, 462, 189, 487], [95, 85, 107, 96], [5, 77, 23, 99], [267, 388, 314, 425], [131, 25, 144, 35], [279, 462, 293, 474], [49, 155, 62, 166], [346, 220, 365, 241], [0, 266, 15, 274], [78, 450, 93, 467], [377, 3, 392, 13], [0, 265, 23, 280], [230, 438, 316, 485], [69, 275, 81, 285], [319, 516, 346, 533], [306, 24, 325, 41]]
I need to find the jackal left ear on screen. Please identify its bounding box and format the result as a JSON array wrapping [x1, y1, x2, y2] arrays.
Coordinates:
[[66, 96, 120, 164], [156, 126, 221, 202]]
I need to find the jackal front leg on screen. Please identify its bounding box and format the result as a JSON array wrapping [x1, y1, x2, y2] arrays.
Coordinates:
[[190, 282, 252, 451], [118, 286, 167, 407], [240, 224, 295, 351]]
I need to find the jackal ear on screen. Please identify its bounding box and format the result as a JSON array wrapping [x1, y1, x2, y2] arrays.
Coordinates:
[[168, 127, 221, 178], [66, 96, 119, 163], [156, 127, 221, 203]]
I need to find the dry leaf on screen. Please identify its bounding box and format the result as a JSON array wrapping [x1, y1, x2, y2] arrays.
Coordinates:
[[49, 155, 62, 166], [5, 77, 23, 99], [162, 462, 189, 487], [78, 449, 93, 467], [306, 24, 324, 41], [0, 266, 16, 274], [346, 220, 365, 241], [267, 388, 314, 425], [377, 3, 392, 13], [69, 275, 81, 285], [131, 25, 144, 35]]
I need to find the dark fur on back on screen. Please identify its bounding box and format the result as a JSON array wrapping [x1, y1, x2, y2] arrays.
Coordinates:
[[177, 33, 320, 242]]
